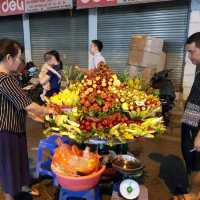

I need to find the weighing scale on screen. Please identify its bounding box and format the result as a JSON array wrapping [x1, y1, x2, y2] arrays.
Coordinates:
[[120, 179, 140, 199], [110, 154, 145, 200]]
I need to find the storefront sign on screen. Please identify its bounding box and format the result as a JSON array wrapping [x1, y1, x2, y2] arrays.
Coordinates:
[[0, 0, 72, 16], [0, 0, 25, 16], [77, 0, 116, 9], [25, 0, 73, 13], [117, 0, 173, 5], [77, 0, 174, 9]]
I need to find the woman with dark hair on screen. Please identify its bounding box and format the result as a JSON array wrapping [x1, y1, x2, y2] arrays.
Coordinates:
[[39, 50, 62, 101], [0, 38, 54, 200]]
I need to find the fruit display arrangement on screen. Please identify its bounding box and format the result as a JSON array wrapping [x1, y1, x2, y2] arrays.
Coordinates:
[[44, 62, 166, 145]]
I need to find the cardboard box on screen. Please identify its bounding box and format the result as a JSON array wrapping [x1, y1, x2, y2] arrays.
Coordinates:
[[129, 65, 156, 83], [131, 35, 164, 54], [142, 67, 157, 83], [156, 52, 166, 72], [128, 49, 166, 71], [129, 65, 138, 78]]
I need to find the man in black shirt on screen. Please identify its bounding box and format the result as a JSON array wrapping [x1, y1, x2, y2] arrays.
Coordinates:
[[182, 32, 200, 188]]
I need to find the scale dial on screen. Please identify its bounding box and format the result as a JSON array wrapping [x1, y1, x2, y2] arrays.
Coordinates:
[[119, 179, 140, 199]]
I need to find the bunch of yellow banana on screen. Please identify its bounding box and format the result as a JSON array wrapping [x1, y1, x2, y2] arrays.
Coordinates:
[[68, 82, 83, 91], [140, 117, 166, 133], [128, 106, 161, 119], [109, 123, 135, 142], [66, 107, 81, 121], [109, 117, 166, 142], [48, 83, 82, 107], [44, 115, 82, 141], [128, 117, 166, 138], [127, 78, 143, 90]]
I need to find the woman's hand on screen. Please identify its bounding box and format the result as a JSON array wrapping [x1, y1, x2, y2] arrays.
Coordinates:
[[41, 105, 57, 115], [47, 106, 57, 115], [28, 111, 44, 123], [23, 84, 36, 91], [26, 103, 57, 116], [27, 105, 57, 122]]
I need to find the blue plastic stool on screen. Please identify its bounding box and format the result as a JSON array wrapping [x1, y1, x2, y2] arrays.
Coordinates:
[[36, 135, 70, 185], [59, 186, 100, 200]]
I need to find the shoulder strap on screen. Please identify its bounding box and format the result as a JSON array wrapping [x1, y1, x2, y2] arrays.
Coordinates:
[[48, 67, 61, 79]]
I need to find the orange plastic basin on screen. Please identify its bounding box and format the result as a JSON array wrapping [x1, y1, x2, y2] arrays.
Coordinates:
[[52, 165, 106, 191]]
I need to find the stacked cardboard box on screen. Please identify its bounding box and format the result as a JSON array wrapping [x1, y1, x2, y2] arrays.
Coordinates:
[[128, 35, 166, 81]]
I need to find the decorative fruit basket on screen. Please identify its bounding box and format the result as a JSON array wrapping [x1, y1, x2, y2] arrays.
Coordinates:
[[44, 62, 166, 146]]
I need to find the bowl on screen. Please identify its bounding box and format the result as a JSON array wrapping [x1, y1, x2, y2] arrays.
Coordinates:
[[52, 165, 106, 191], [111, 154, 144, 176]]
